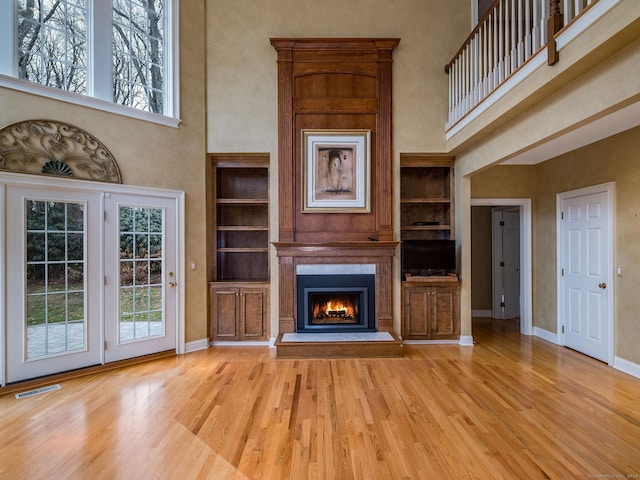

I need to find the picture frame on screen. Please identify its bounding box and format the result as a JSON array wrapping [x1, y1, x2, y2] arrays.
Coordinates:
[[301, 129, 371, 213]]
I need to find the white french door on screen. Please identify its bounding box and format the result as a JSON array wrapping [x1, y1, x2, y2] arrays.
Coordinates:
[[103, 193, 178, 362], [558, 184, 614, 363], [2, 176, 183, 384], [5, 187, 103, 383]]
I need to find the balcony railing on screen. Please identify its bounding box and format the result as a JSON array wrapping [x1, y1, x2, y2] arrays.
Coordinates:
[[445, 0, 600, 130]]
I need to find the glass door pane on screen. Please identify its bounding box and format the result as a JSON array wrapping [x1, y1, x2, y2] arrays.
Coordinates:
[[26, 200, 87, 359], [118, 206, 164, 343]]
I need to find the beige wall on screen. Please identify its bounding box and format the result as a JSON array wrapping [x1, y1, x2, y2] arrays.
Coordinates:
[[0, 2, 208, 343], [206, 0, 469, 153], [471, 127, 640, 364]]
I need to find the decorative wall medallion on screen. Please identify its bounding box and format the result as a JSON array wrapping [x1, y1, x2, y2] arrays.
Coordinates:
[[0, 120, 122, 183]]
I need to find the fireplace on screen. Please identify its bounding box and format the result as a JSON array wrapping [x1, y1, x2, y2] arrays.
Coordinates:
[[296, 266, 376, 333]]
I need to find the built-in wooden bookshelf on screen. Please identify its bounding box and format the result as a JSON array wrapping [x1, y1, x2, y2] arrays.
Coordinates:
[[400, 154, 455, 241], [209, 153, 270, 342], [400, 153, 459, 341], [211, 154, 269, 282]]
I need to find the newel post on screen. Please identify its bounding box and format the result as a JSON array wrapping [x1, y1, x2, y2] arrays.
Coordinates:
[[547, 0, 563, 65]]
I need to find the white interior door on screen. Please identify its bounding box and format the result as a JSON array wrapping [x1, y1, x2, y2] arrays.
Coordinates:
[[502, 210, 520, 319], [559, 185, 613, 363], [492, 209, 520, 319], [103, 193, 178, 362], [5, 186, 103, 383]]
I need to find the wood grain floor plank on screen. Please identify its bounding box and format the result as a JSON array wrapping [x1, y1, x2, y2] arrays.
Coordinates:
[[2, 319, 640, 479]]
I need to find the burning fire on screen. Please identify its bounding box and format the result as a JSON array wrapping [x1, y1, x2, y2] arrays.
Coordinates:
[[326, 301, 349, 316]]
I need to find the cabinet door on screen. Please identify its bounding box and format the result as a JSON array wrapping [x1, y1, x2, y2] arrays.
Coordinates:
[[211, 287, 239, 340], [239, 287, 268, 340], [403, 287, 431, 339], [431, 286, 458, 338]]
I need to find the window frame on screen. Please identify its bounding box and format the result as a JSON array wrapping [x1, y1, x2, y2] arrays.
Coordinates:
[[0, 0, 180, 128]]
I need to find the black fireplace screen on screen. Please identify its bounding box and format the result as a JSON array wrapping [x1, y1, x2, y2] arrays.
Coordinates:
[[309, 291, 359, 325], [296, 274, 376, 333]]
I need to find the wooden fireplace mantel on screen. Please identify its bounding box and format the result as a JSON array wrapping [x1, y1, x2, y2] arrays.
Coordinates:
[[273, 241, 398, 258], [271, 38, 400, 338], [274, 242, 399, 334]]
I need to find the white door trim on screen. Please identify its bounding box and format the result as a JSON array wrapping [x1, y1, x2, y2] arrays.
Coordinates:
[[471, 198, 533, 335], [0, 171, 185, 386], [557, 182, 615, 366]]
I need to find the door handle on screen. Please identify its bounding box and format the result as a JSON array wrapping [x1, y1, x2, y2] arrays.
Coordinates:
[[598, 282, 607, 289], [168, 282, 176, 288]]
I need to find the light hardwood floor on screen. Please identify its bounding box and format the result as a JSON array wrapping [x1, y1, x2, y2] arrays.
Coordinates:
[[2, 318, 640, 479]]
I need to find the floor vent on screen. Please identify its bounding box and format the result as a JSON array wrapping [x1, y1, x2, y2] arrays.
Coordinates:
[[15, 384, 61, 399]]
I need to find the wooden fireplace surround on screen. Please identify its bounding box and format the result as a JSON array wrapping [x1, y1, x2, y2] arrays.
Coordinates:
[[271, 38, 400, 334]]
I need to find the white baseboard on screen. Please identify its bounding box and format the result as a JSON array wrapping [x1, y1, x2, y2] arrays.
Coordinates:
[[533, 327, 560, 345], [185, 338, 209, 353], [614, 356, 640, 380], [472, 309, 492, 317], [459, 335, 474, 346]]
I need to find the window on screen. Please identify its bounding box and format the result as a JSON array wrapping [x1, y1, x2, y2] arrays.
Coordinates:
[[17, 0, 88, 95], [0, 0, 179, 125]]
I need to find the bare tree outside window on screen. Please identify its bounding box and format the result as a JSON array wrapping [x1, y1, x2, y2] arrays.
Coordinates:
[[15, 0, 166, 115], [113, 0, 165, 114], [17, 0, 88, 94]]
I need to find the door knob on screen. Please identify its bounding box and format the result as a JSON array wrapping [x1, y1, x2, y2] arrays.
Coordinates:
[[168, 282, 176, 288], [598, 282, 607, 289]]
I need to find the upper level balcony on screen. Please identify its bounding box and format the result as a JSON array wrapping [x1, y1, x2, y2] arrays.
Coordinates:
[[444, 0, 640, 156]]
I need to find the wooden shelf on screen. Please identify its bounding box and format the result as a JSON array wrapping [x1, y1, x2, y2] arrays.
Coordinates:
[[401, 225, 451, 231], [217, 226, 268, 231], [217, 247, 269, 253], [217, 199, 268, 205], [401, 198, 451, 204]]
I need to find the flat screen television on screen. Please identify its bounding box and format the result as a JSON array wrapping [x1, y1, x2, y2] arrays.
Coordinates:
[[401, 239, 456, 277]]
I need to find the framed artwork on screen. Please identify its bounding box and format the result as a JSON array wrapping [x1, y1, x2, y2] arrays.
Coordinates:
[[301, 129, 371, 213]]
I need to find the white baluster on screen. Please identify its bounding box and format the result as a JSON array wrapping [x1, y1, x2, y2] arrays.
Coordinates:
[[498, 0, 507, 79], [541, 0, 548, 50], [525, 0, 532, 58], [511, 0, 517, 72], [532, 0, 540, 49], [483, 22, 488, 98], [517, 0, 523, 66]]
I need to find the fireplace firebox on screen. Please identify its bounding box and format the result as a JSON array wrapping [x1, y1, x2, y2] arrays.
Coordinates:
[[296, 274, 376, 333]]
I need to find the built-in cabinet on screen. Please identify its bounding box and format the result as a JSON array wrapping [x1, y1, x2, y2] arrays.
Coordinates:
[[210, 283, 269, 341], [400, 154, 459, 340], [402, 279, 460, 340], [209, 154, 269, 342]]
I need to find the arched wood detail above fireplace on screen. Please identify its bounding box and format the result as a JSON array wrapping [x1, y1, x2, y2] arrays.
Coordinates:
[[0, 119, 122, 183]]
